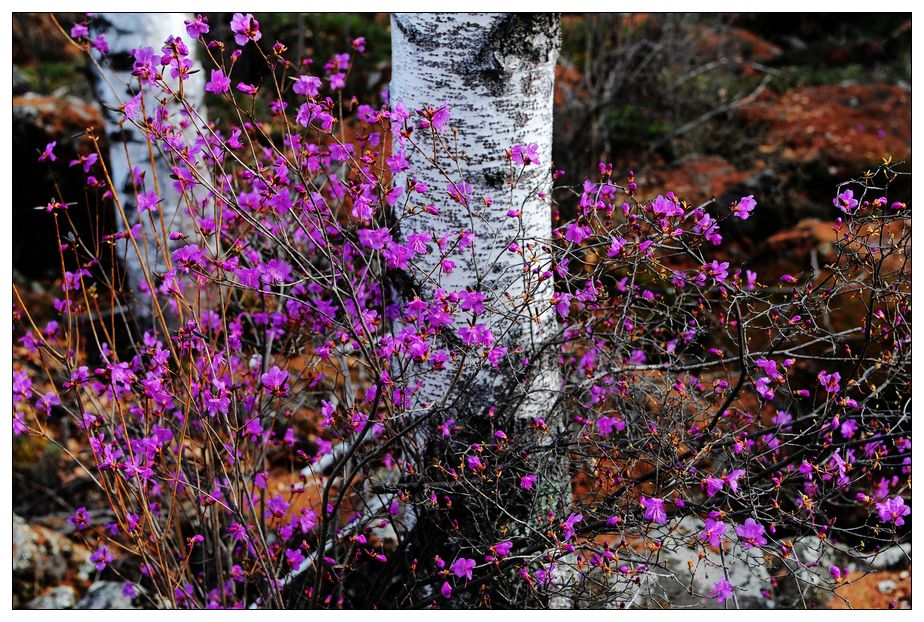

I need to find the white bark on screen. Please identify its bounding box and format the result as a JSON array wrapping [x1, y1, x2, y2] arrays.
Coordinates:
[[90, 13, 204, 323], [390, 13, 562, 421], [391, 15, 573, 606]]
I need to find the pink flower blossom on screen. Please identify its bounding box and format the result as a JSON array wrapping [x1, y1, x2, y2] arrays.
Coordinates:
[[205, 69, 231, 94], [818, 370, 841, 393], [875, 496, 910, 526], [640, 496, 667, 524], [511, 143, 540, 166], [835, 189, 859, 213], [701, 518, 726, 547], [731, 195, 757, 219], [450, 557, 476, 581], [735, 518, 767, 549], [711, 579, 734, 604], [261, 366, 290, 396], [230, 13, 261, 46]]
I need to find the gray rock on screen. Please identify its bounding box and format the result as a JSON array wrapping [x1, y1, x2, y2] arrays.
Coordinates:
[[13, 513, 93, 607], [26, 586, 78, 609], [76, 581, 137, 609], [877, 580, 897, 595]]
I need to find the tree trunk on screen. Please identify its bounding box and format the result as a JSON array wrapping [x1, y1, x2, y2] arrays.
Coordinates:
[[90, 13, 204, 326], [390, 12, 561, 422], [390, 13, 573, 607]]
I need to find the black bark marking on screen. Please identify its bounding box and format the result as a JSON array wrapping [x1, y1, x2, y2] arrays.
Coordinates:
[[483, 168, 506, 189], [392, 15, 438, 52], [465, 13, 561, 96]]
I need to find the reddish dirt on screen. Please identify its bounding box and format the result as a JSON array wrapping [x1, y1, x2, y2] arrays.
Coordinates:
[[13, 93, 105, 140], [737, 83, 911, 175], [644, 154, 753, 203], [826, 568, 911, 609]]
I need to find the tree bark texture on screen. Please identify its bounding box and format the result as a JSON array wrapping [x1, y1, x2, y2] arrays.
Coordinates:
[[90, 13, 204, 323], [390, 13, 562, 422]]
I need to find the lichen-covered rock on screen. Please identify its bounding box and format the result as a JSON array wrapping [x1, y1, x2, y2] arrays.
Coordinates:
[[75, 581, 137, 609], [26, 586, 79, 609], [13, 513, 93, 608]]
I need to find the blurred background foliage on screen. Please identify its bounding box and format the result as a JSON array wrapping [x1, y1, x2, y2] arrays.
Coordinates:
[[13, 12, 910, 282]]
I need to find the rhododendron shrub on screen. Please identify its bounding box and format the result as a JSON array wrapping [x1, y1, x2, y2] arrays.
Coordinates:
[[12, 14, 910, 609]]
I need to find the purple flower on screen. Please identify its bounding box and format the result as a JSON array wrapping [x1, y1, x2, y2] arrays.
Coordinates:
[[520, 473, 537, 490], [458, 290, 485, 315], [875, 496, 910, 527], [450, 557, 476, 581], [13, 370, 33, 400], [651, 194, 684, 218], [328, 72, 346, 90], [755, 358, 783, 381], [261, 366, 290, 396], [702, 477, 724, 497], [285, 547, 306, 568], [70, 153, 98, 173], [13, 413, 26, 436], [440, 581, 452, 599], [486, 347, 507, 368], [68, 507, 91, 531], [90, 544, 114, 571], [205, 69, 231, 94], [34, 391, 60, 415], [184, 14, 210, 39], [293, 74, 322, 97], [70, 23, 89, 40], [596, 416, 624, 437], [840, 419, 858, 438], [136, 189, 160, 213], [628, 349, 646, 366], [494, 541, 513, 556], [818, 370, 841, 393], [734, 518, 767, 549], [564, 223, 592, 244], [552, 292, 572, 318], [357, 227, 392, 250], [38, 141, 57, 162], [711, 579, 734, 604], [561, 513, 583, 541], [835, 189, 859, 213], [731, 195, 757, 219], [430, 104, 450, 131], [755, 376, 775, 401], [511, 143, 540, 166], [724, 469, 745, 494], [123, 94, 142, 120], [703, 260, 730, 284], [230, 13, 261, 46], [265, 494, 290, 518], [700, 518, 726, 547], [640, 496, 667, 525]]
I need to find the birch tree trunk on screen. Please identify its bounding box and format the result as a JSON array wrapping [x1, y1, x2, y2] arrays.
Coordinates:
[[90, 13, 204, 325], [390, 13, 574, 606], [391, 12, 561, 422]]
